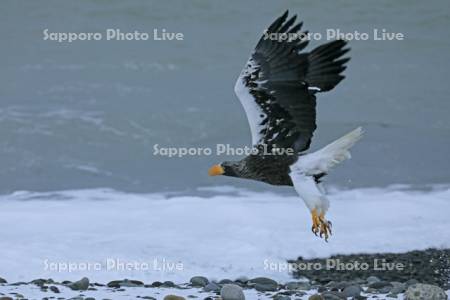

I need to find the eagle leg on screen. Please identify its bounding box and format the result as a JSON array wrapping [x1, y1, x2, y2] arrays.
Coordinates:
[[311, 209, 332, 241], [311, 208, 321, 236]]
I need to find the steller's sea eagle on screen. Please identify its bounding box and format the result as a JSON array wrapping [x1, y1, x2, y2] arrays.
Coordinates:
[[208, 11, 363, 241]]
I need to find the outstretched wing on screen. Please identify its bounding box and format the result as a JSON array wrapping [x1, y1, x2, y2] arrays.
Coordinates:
[[234, 10, 350, 152]]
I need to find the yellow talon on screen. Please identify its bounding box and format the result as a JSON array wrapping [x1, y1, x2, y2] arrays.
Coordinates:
[[311, 208, 321, 236], [311, 209, 332, 241]]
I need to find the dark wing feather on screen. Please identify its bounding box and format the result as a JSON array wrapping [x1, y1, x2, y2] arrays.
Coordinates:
[[234, 11, 350, 152]]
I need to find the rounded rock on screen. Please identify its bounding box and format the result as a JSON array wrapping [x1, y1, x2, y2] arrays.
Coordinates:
[[390, 281, 406, 294], [203, 282, 221, 292], [190, 276, 209, 287], [366, 276, 381, 284], [404, 283, 448, 300], [368, 280, 392, 289], [249, 277, 278, 292], [273, 295, 291, 300], [68, 277, 89, 291], [220, 284, 245, 300], [285, 281, 300, 290], [320, 291, 344, 300], [163, 295, 186, 300], [151, 281, 163, 287], [342, 285, 362, 298], [219, 279, 234, 284], [286, 281, 311, 290], [162, 281, 176, 288], [234, 276, 249, 284], [405, 279, 419, 287]]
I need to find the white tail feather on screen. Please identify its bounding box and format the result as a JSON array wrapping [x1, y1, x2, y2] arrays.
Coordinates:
[[291, 127, 364, 175]]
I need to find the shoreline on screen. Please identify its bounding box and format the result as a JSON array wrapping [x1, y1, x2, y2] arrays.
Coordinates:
[[1, 249, 448, 300]]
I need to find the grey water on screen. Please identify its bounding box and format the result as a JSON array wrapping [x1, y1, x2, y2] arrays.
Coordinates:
[[1, 0, 449, 194]]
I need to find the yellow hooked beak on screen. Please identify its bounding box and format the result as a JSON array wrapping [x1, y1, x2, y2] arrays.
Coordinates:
[[208, 164, 225, 176]]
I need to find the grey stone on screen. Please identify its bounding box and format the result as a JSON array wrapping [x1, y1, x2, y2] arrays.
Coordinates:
[[121, 279, 143, 287], [285, 281, 311, 290], [321, 291, 345, 300], [379, 286, 393, 293], [203, 282, 221, 292], [162, 281, 176, 288], [294, 291, 307, 297], [0, 297, 13, 300], [219, 279, 234, 284], [49, 285, 60, 293], [308, 295, 324, 300], [335, 281, 351, 290], [404, 283, 448, 300], [93, 282, 105, 286], [0, 278, 6, 284], [151, 281, 163, 287], [249, 277, 278, 292], [390, 282, 406, 294], [107, 279, 143, 288], [342, 285, 362, 297], [107, 280, 121, 288], [405, 279, 419, 287], [297, 282, 312, 290], [10, 282, 27, 286], [317, 286, 327, 292], [163, 295, 186, 300], [368, 280, 392, 290], [285, 281, 300, 290], [273, 295, 290, 300], [220, 284, 245, 300], [234, 276, 249, 284], [68, 277, 89, 291], [366, 276, 381, 284], [30, 278, 47, 286], [190, 276, 209, 287]]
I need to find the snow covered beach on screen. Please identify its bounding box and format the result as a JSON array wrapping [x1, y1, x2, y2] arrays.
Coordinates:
[[0, 185, 449, 299], [0, 185, 449, 283]]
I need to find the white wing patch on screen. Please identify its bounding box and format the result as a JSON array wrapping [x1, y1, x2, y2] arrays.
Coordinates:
[[234, 68, 267, 146], [308, 86, 321, 92]]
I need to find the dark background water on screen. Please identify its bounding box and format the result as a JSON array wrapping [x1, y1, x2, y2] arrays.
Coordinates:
[[1, 0, 449, 193]]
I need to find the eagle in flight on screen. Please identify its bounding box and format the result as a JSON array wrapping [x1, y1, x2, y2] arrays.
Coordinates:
[[208, 11, 363, 241]]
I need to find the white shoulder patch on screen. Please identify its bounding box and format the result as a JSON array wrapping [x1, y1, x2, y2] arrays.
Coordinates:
[[234, 71, 266, 146]]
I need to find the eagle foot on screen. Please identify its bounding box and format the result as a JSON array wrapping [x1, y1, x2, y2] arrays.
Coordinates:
[[311, 209, 332, 242]]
